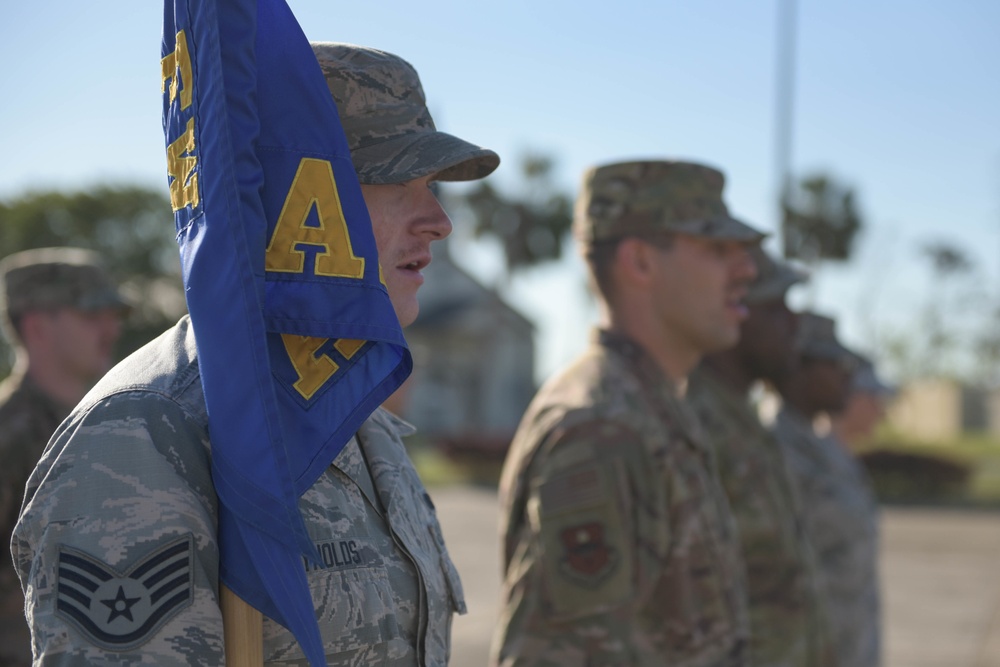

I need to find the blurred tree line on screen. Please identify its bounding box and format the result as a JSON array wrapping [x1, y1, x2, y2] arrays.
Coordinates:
[[0, 185, 185, 377], [781, 173, 862, 265], [3, 163, 994, 391], [456, 161, 1000, 389], [879, 240, 1000, 386], [442, 153, 573, 275]]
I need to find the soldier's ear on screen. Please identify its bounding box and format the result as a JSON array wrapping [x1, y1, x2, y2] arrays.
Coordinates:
[[615, 237, 658, 287]]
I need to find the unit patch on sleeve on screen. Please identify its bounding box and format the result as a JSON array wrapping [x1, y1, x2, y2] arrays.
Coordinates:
[[558, 521, 618, 585], [535, 456, 636, 617], [55, 534, 194, 651]]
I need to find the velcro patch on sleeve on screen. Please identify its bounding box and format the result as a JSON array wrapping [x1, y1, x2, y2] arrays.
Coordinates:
[[55, 534, 194, 651], [539, 466, 605, 516], [557, 520, 619, 584], [534, 460, 635, 617]]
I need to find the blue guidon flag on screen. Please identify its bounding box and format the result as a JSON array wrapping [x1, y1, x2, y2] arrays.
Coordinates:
[[161, 0, 411, 664]]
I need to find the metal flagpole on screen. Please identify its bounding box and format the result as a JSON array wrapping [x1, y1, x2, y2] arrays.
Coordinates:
[[774, 0, 798, 256]]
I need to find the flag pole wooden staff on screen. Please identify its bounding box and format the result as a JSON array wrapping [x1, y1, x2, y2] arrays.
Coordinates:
[[221, 585, 263, 666]]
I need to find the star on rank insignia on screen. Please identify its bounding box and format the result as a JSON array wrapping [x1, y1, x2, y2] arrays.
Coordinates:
[[558, 521, 618, 585], [55, 534, 194, 651]]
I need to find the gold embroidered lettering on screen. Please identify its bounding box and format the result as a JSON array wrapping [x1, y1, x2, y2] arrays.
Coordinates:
[[161, 30, 193, 111], [281, 334, 339, 400], [265, 158, 366, 278], [334, 339, 365, 359], [166, 118, 199, 211]]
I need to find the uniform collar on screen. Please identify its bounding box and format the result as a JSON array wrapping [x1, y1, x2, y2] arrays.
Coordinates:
[[331, 407, 415, 514], [595, 327, 707, 451]]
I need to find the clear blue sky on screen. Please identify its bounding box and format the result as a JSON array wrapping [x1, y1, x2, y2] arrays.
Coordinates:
[[2, 1, 998, 382]]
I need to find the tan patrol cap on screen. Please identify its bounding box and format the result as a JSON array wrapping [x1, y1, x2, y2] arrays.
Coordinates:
[[746, 246, 809, 304], [573, 160, 766, 245], [311, 42, 500, 185], [0, 247, 129, 327]]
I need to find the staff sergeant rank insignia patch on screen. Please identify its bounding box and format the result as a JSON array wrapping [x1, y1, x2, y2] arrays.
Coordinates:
[[55, 535, 194, 651]]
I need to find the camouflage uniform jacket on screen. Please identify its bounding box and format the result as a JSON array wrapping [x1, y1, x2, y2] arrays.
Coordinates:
[[11, 316, 466, 666], [0, 370, 72, 667], [492, 330, 749, 667], [687, 370, 834, 667], [772, 406, 880, 667]]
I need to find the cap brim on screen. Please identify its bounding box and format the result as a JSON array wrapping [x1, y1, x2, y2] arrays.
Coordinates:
[[78, 288, 132, 313], [671, 214, 768, 243], [801, 340, 855, 362], [351, 130, 500, 185], [746, 264, 809, 304]]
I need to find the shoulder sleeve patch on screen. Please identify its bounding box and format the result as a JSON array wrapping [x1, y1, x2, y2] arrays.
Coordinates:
[[532, 455, 636, 618], [539, 466, 605, 516], [55, 534, 194, 651]]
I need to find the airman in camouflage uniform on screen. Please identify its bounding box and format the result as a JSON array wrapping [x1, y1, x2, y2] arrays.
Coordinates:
[[0, 247, 128, 667], [771, 313, 881, 667], [687, 248, 834, 667], [12, 43, 498, 666], [492, 160, 763, 666], [830, 354, 894, 450]]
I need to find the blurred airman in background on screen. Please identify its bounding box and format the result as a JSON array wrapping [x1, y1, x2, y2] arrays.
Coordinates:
[[0, 246, 128, 667], [771, 312, 881, 667], [830, 353, 895, 450], [493, 159, 763, 666], [688, 247, 835, 667]]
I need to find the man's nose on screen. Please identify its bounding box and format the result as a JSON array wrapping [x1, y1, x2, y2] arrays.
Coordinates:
[[736, 244, 758, 281], [417, 192, 453, 240]]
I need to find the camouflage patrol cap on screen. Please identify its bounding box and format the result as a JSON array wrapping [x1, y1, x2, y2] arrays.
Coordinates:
[[311, 42, 500, 185], [745, 245, 809, 304], [795, 312, 854, 363], [574, 160, 766, 244], [0, 247, 129, 327]]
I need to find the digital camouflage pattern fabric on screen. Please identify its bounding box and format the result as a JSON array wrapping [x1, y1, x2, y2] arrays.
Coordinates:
[[572, 160, 766, 245], [687, 369, 835, 667], [772, 406, 881, 667], [0, 371, 73, 667], [492, 330, 749, 667], [312, 43, 499, 185], [13, 317, 465, 666]]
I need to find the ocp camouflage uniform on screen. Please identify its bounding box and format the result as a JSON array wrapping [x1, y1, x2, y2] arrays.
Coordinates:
[[772, 406, 880, 667], [687, 369, 834, 667], [491, 330, 749, 667], [0, 371, 73, 667], [12, 316, 465, 666]]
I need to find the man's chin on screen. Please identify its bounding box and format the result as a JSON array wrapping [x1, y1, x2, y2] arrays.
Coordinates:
[[705, 327, 741, 355], [393, 300, 420, 329]]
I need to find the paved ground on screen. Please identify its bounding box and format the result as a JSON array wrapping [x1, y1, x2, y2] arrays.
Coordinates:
[[431, 485, 1000, 667]]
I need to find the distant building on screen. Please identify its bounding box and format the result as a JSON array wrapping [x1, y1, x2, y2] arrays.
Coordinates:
[[391, 243, 536, 459], [887, 378, 1000, 441]]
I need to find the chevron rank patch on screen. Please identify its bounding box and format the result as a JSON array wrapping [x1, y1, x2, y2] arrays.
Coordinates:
[[55, 534, 194, 651]]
